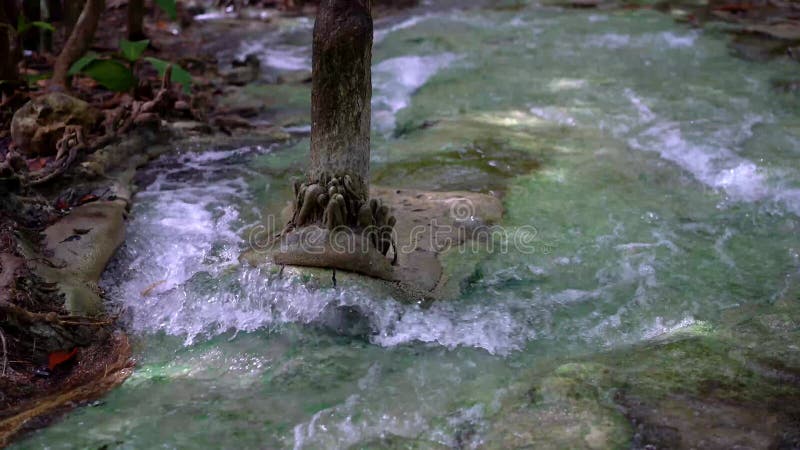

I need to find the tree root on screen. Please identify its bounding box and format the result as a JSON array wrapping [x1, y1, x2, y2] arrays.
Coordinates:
[[0, 303, 113, 328], [288, 175, 397, 262], [0, 327, 7, 377], [17, 65, 177, 188], [27, 125, 85, 186], [111, 66, 174, 136]]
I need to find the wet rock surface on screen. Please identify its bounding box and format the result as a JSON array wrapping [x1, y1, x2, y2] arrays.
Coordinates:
[[614, 335, 800, 450], [246, 185, 503, 303], [485, 363, 631, 450], [488, 317, 800, 450], [38, 201, 127, 316]]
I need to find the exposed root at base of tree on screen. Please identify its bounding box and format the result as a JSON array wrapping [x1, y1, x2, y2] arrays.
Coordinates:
[[6, 65, 180, 190], [287, 175, 397, 263]]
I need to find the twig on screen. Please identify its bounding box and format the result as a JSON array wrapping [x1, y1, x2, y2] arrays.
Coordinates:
[[27, 258, 67, 269], [1, 303, 116, 327], [57, 319, 114, 326], [0, 327, 8, 377]]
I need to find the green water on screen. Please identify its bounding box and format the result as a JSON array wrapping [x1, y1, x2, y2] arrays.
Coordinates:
[[15, 2, 800, 449]]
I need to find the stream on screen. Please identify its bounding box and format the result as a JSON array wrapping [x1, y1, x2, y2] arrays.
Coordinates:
[[15, 1, 800, 448]]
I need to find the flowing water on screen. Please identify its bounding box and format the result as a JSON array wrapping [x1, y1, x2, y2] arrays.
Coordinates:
[[16, 1, 800, 448]]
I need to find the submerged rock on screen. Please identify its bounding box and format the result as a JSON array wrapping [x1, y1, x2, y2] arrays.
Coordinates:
[[277, 69, 312, 85], [615, 342, 800, 449], [485, 363, 631, 450], [224, 53, 261, 86], [265, 346, 369, 392], [316, 303, 375, 338], [494, 326, 800, 449], [348, 434, 449, 450], [10, 93, 101, 156]]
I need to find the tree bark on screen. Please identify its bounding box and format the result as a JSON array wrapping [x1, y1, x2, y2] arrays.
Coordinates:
[[279, 0, 396, 271], [50, 0, 104, 90], [0, 0, 17, 82], [127, 0, 145, 41], [288, 0, 374, 231], [309, 0, 372, 196], [285, 0, 395, 258], [63, 0, 87, 43]]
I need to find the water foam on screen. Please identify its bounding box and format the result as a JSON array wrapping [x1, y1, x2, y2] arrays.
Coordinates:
[[374, 14, 438, 43], [236, 41, 311, 72], [587, 30, 698, 49], [372, 53, 460, 133], [621, 90, 791, 209], [102, 147, 266, 341]]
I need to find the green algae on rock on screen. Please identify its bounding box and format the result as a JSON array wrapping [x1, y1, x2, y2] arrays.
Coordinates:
[[488, 317, 800, 450]]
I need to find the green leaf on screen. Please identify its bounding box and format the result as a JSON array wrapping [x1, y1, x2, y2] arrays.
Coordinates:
[[30, 21, 55, 32], [145, 57, 192, 93], [16, 14, 29, 34], [82, 59, 136, 92], [15, 15, 51, 33], [120, 39, 150, 62], [68, 52, 100, 76], [154, 0, 177, 20]]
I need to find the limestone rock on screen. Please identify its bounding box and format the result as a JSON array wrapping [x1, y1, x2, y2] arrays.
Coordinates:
[[485, 363, 631, 450], [243, 186, 503, 304], [223, 66, 260, 86], [24, 200, 127, 316], [10, 92, 101, 156]]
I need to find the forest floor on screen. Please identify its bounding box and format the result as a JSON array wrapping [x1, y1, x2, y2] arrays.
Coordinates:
[[0, 0, 798, 446]]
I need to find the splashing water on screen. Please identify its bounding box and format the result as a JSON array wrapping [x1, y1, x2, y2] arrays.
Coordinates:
[[372, 53, 460, 133]]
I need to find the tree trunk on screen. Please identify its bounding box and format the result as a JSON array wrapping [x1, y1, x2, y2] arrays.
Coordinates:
[[309, 0, 372, 195], [64, 0, 87, 41], [50, 0, 104, 90], [279, 0, 396, 272], [0, 0, 17, 82], [127, 0, 144, 41], [289, 0, 373, 230]]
